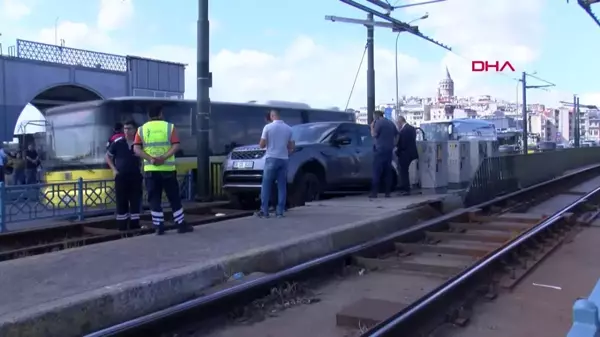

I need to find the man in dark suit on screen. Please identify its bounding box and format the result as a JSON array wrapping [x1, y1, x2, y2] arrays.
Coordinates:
[[395, 116, 418, 195], [370, 110, 398, 198]]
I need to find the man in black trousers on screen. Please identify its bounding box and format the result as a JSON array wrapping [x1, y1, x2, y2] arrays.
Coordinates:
[[370, 110, 398, 198], [395, 116, 418, 195], [106, 120, 143, 231]]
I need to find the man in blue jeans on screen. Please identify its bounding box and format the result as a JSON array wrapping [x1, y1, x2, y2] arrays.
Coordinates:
[[256, 109, 294, 218]]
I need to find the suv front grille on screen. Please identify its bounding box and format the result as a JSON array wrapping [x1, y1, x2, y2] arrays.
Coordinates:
[[223, 170, 263, 184], [231, 150, 266, 160]]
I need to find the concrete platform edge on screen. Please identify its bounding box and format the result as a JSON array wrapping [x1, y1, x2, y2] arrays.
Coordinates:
[[0, 194, 462, 337]]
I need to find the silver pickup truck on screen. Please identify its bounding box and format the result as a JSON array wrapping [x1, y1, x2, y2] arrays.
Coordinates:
[[222, 122, 399, 208]]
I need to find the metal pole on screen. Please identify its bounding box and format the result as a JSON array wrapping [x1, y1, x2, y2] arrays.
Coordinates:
[[366, 13, 375, 125], [575, 96, 581, 147], [196, 0, 211, 200], [521, 72, 528, 154], [394, 32, 400, 115]]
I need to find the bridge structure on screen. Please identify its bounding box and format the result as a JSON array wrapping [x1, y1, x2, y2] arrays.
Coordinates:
[[0, 39, 186, 141]]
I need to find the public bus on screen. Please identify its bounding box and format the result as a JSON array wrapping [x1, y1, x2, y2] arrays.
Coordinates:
[[418, 118, 497, 141], [41, 97, 356, 200]]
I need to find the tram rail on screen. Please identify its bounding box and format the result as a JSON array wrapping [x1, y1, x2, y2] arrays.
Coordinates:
[[82, 164, 600, 337]]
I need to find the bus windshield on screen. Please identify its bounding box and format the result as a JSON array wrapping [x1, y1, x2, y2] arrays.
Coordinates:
[[291, 123, 338, 144], [420, 122, 452, 141], [45, 106, 112, 168]]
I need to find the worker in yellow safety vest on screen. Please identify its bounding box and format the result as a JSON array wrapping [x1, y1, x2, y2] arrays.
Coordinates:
[[133, 105, 194, 235]]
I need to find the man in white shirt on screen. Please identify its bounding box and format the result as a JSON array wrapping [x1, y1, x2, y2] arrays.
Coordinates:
[[257, 109, 294, 218]]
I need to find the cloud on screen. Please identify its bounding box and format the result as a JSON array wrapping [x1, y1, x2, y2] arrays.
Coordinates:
[[16, 0, 593, 109], [143, 35, 433, 108], [0, 0, 31, 21], [97, 0, 134, 32], [143, 0, 550, 108], [38, 21, 112, 49]]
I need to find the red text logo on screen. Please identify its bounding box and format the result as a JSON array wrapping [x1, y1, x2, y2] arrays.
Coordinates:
[[471, 61, 515, 72]]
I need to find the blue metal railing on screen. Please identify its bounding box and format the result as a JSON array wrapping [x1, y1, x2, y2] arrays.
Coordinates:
[[0, 172, 194, 232]]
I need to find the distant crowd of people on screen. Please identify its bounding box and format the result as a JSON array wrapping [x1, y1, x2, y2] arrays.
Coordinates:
[[0, 143, 42, 185]]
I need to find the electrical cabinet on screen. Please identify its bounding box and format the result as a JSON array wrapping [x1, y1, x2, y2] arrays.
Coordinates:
[[447, 140, 471, 189], [418, 141, 448, 193]]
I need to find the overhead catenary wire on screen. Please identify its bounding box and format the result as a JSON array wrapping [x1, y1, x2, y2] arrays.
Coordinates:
[[345, 43, 369, 111]]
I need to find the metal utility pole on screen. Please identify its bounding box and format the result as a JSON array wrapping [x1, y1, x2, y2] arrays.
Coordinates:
[[196, 0, 211, 201], [366, 13, 375, 125], [326, 0, 450, 123], [575, 95, 580, 147], [561, 97, 597, 148], [521, 72, 527, 153], [519, 71, 555, 154]]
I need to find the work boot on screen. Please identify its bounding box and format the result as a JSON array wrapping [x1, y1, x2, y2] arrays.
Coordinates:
[[117, 220, 128, 231], [129, 220, 141, 231], [177, 222, 194, 234], [155, 224, 165, 236]]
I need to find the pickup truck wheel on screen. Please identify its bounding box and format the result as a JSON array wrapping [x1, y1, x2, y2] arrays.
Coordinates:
[[290, 172, 321, 207], [228, 193, 257, 210]]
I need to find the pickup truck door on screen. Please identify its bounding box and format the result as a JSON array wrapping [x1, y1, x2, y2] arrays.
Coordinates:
[[326, 124, 361, 188], [355, 125, 375, 184]]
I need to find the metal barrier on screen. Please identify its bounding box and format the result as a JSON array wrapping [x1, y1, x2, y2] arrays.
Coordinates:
[[210, 157, 226, 198], [464, 147, 600, 207], [0, 173, 193, 232], [567, 278, 600, 337]]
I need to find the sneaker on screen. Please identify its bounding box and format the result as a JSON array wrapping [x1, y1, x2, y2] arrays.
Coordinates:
[[254, 211, 270, 218], [276, 213, 285, 219]]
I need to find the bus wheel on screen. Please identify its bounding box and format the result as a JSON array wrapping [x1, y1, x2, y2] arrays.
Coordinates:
[[289, 172, 321, 208]]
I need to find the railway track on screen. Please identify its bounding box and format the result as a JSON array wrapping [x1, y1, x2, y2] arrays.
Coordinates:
[[82, 165, 600, 337], [0, 202, 252, 262]]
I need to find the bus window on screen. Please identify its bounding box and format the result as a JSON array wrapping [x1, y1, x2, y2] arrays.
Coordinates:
[[307, 110, 355, 123], [278, 109, 304, 126], [211, 103, 263, 155], [162, 101, 193, 157], [420, 122, 451, 141], [105, 100, 195, 157], [45, 108, 110, 165]]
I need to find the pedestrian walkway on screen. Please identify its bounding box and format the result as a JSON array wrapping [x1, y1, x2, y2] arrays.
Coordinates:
[[0, 192, 461, 337]]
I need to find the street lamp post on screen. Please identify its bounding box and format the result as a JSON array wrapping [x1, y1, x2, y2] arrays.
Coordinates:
[[394, 14, 428, 114]]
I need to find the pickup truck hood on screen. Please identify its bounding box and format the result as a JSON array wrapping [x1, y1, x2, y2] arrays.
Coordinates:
[[231, 142, 316, 153], [232, 145, 263, 152]]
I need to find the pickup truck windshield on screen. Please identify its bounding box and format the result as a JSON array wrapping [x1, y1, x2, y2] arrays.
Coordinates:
[[291, 123, 338, 144]]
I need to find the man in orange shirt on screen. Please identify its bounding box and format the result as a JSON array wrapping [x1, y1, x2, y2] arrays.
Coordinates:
[[133, 106, 193, 235]]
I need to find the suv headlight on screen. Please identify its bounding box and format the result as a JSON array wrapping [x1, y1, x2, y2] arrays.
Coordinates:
[[223, 155, 232, 170]]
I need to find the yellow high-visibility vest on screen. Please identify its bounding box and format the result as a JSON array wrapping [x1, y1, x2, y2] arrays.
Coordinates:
[[137, 120, 176, 172]]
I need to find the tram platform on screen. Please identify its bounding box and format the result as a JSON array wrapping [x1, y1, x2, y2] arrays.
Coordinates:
[[0, 192, 462, 337]]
